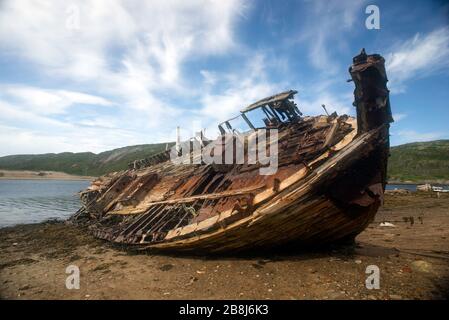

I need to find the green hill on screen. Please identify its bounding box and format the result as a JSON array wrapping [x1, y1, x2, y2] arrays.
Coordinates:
[[388, 140, 449, 183], [0, 143, 173, 177], [1, 140, 448, 182]]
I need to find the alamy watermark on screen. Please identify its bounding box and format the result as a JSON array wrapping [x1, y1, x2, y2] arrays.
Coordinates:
[[66, 265, 80, 290], [169, 128, 278, 175], [365, 265, 380, 289], [365, 5, 380, 30], [66, 4, 80, 30]]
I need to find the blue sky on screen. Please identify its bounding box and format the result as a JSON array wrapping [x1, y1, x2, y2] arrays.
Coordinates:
[[0, 0, 448, 156]]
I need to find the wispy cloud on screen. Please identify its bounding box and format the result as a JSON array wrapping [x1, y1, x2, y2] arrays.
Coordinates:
[[392, 113, 408, 122], [295, 0, 366, 74], [391, 129, 447, 146], [199, 54, 284, 120], [0, 1, 448, 156], [0, 0, 248, 112], [0, 0, 251, 155], [386, 27, 449, 93], [0, 85, 113, 115]]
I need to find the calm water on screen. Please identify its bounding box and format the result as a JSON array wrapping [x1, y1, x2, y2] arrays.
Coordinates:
[[386, 184, 418, 191], [0, 180, 89, 228], [386, 184, 449, 192], [0, 180, 447, 228]]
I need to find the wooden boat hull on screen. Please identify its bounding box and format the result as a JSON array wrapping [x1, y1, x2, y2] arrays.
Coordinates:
[[70, 50, 392, 254], [147, 126, 388, 253]]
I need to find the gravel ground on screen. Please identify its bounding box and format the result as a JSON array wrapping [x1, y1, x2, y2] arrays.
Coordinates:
[[1, 192, 448, 300]]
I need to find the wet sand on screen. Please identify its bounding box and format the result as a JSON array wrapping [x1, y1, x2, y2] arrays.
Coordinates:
[[0, 170, 94, 181], [1, 192, 448, 300]]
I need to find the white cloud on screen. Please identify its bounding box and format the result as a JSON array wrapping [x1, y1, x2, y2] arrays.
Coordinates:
[[1, 85, 113, 115], [6, 1, 436, 157], [0, 0, 250, 155], [295, 0, 367, 74], [0, 125, 74, 155], [0, 1, 368, 157], [200, 70, 218, 87], [0, 100, 70, 128], [0, 123, 144, 156], [270, 0, 365, 121], [300, 93, 352, 117], [0, 0, 245, 81], [391, 130, 446, 146], [0, 0, 246, 109], [392, 113, 407, 122], [198, 54, 285, 127], [386, 27, 449, 93]]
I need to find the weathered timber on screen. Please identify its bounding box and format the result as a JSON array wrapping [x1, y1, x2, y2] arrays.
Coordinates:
[[69, 50, 393, 253]]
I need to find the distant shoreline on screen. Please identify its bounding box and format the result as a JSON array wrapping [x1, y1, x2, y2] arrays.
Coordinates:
[[0, 170, 94, 181], [0, 170, 447, 185], [388, 180, 449, 185]]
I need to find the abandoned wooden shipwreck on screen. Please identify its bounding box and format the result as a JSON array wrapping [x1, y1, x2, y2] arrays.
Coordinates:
[[70, 50, 393, 253]]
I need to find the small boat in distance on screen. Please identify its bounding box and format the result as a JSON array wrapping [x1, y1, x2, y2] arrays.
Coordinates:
[[70, 49, 393, 253]]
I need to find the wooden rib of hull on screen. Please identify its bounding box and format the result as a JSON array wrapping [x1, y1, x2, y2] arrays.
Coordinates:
[[147, 198, 378, 254], [145, 127, 386, 253], [70, 50, 392, 254]]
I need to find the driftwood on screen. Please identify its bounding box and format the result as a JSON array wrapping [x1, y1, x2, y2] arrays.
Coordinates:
[[70, 49, 393, 253]]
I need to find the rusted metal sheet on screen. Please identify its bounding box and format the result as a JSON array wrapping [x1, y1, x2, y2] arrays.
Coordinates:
[[70, 50, 393, 253]]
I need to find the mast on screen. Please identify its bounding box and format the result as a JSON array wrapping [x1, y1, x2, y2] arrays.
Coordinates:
[[349, 48, 393, 134]]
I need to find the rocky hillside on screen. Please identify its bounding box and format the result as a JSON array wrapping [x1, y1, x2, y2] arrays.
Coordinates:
[[1, 140, 448, 182], [388, 140, 449, 183], [0, 143, 173, 177]]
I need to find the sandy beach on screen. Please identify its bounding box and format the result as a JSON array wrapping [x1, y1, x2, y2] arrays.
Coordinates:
[[0, 192, 448, 300], [0, 170, 94, 181]]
